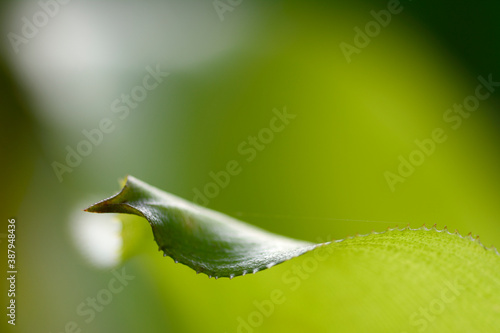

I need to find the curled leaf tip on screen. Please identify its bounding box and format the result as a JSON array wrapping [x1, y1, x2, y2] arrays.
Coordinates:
[[86, 175, 316, 278]]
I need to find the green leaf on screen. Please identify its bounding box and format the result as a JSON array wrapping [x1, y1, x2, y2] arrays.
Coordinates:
[[85, 176, 500, 331], [85, 176, 499, 282], [85, 175, 320, 279]]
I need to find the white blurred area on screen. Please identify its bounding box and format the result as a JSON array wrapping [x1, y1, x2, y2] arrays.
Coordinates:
[[0, 1, 258, 267], [0, 0, 256, 129], [70, 202, 123, 268]]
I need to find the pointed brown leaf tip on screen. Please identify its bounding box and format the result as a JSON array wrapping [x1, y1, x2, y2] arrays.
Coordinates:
[[84, 176, 139, 215]]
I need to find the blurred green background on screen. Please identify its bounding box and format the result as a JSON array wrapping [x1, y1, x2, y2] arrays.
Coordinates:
[[1, 0, 500, 332]]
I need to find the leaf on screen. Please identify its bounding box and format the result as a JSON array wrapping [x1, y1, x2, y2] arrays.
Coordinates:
[[85, 176, 499, 281], [85, 175, 320, 279], [85, 176, 500, 331]]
